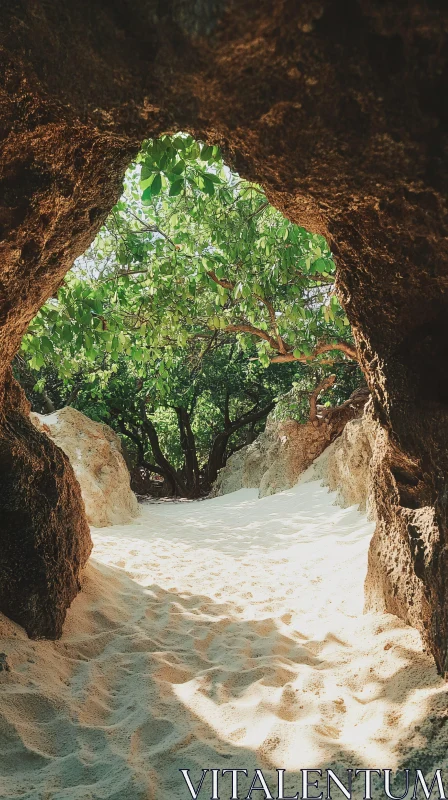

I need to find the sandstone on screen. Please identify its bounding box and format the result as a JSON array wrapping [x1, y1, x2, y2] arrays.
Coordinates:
[[31, 407, 139, 528], [312, 413, 378, 516], [213, 389, 370, 499]]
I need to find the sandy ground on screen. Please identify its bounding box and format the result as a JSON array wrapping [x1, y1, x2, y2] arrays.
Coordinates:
[[1, 477, 448, 799]]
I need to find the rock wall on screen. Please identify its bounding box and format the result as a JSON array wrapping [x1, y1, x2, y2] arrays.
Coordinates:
[[315, 404, 443, 655], [213, 388, 370, 498], [1, 1, 448, 665], [213, 416, 332, 498], [0, 373, 92, 639], [31, 408, 140, 528], [312, 411, 377, 516]]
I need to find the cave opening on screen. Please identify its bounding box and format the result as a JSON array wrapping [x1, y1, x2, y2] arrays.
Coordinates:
[[17, 134, 364, 504], [0, 7, 448, 767]]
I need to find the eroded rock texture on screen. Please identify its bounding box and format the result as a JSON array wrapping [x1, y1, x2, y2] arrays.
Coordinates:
[[211, 416, 332, 498], [31, 408, 140, 528], [1, 1, 448, 662], [0, 372, 92, 638], [212, 388, 369, 498], [313, 404, 377, 516]]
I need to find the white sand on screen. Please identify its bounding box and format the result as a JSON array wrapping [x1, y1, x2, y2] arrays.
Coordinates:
[[1, 479, 448, 799]]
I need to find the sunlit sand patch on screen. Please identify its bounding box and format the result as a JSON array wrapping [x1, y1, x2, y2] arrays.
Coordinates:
[[0, 479, 446, 799]]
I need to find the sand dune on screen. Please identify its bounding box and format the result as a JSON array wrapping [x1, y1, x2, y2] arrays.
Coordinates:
[[1, 477, 447, 799]]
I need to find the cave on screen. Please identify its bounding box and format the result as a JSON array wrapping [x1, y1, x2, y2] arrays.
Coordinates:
[[1, 1, 448, 672]]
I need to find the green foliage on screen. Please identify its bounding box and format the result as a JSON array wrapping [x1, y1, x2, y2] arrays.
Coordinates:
[[140, 134, 223, 200], [62, 342, 296, 473], [22, 134, 354, 382], [20, 135, 363, 492]]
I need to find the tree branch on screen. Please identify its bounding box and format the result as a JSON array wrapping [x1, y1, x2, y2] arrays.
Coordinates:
[[255, 294, 287, 354], [245, 201, 269, 220], [206, 273, 351, 367], [207, 270, 234, 290], [225, 323, 280, 352], [227, 400, 275, 434], [309, 374, 336, 424], [270, 340, 358, 364]]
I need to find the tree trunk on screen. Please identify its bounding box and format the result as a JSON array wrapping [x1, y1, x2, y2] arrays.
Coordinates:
[[175, 407, 201, 498], [140, 407, 188, 497], [207, 431, 231, 487]]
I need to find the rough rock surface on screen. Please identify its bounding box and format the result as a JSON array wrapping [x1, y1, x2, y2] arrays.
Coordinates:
[[0, 372, 92, 639], [259, 418, 335, 498], [31, 408, 139, 528], [213, 389, 370, 498], [1, 2, 448, 665], [312, 412, 377, 516], [211, 448, 249, 497], [213, 417, 332, 498]]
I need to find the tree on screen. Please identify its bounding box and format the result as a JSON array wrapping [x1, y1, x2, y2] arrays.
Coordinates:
[[22, 134, 357, 377], [29, 341, 299, 498], [19, 135, 364, 496], [18, 331, 363, 498]]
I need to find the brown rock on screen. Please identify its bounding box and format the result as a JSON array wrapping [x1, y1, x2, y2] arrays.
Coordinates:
[[0, 372, 92, 639], [0, 2, 447, 666]]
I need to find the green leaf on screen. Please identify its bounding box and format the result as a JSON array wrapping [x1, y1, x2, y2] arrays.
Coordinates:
[[201, 145, 214, 161], [171, 159, 186, 175], [313, 258, 328, 274], [169, 179, 184, 196], [201, 176, 215, 196], [200, 171, 221, 184], [151, 173, 162, 196], [141, 164, 155, 181], [30, 354, 44, 370], [61, 326, 73, 343], [40, 336, 54, 354]]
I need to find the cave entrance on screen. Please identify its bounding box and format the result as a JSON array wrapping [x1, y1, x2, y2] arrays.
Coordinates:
[[18, 134, 363, 504], [2, 12, 448, 781]]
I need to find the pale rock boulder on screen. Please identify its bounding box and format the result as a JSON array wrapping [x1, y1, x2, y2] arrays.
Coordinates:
[[210, 428, 275, 497], [212, 417, 332, 498], [211, 448, 248, 496], [308, 413, 377, 516], [212, 388, 371, 499], [31, 407, 139, 527]]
